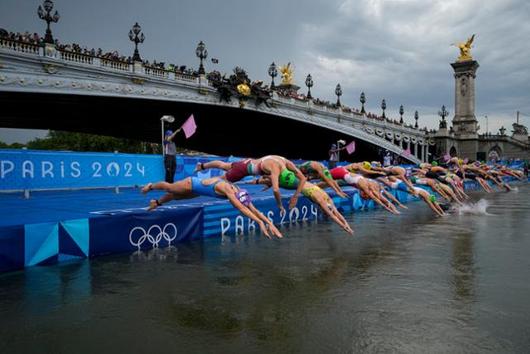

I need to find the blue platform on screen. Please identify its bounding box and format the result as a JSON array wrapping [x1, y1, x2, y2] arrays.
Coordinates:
[[0, 148, 526, 274]]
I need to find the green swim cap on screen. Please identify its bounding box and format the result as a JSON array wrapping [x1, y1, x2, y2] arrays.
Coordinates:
[[279, 170, 297, 189], [431, 161, 438, 167], [429, 195, 436, 203], [410, 176, 417, 184], [323, 169, 332, 180]]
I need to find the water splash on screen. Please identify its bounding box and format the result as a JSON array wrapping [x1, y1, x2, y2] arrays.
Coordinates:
[[455, 199, 491, 216]]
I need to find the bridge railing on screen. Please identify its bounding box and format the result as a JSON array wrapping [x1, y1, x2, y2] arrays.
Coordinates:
[[144, 66, 169, 79], [99, 58, 132, 72], [174, 71, 199, 83], [58, 49, 94, 65], [0, 38, 40, 55]]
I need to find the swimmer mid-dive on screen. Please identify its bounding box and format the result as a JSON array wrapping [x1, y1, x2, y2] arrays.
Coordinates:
[[327, 167, 400, 215], [195, 155, 306, 214], [250, 175, 354, 235], [142, 177, 282, 239], [298, 160, 348, 198]]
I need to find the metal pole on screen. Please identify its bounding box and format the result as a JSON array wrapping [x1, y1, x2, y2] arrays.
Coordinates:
[[336, 140, 340, 162], [161, 120, 165, 157]]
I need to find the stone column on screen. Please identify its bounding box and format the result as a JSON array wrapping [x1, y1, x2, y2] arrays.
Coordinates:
[[451, 60, 479, 137]]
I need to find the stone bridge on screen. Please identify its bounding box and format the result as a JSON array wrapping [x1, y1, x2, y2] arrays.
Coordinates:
[[0, 39, 432, 163]]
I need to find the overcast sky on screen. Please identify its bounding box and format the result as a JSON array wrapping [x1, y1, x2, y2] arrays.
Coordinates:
[[1, 0, 529, 143]]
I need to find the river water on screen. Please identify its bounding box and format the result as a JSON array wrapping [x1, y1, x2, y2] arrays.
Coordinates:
[[1, 185, 530, 353]]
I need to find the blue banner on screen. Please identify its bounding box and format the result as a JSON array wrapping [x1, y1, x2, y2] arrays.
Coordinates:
[[0, 149, 236, 191], [0, 149, 163, 190]]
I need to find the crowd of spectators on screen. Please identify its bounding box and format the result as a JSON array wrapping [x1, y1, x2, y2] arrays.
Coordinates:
[[1, 28, 424, 126], [0, 28, 197, 75], [0, 30, 41, 45]]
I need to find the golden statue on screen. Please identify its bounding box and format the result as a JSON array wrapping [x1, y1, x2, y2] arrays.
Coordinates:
[[452, 34, 475, 62], [279, 62, 294, 86], [237, 83, 251, 96]]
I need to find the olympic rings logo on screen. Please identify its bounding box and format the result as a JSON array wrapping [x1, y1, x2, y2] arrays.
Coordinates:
[[129, 223, 178, 249]]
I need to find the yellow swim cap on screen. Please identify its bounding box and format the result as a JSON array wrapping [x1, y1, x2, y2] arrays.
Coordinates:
[[363, 161, 371, 170]]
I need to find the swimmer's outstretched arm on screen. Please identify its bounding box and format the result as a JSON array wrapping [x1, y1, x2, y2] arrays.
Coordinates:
[[382, 189, 407, 209], [225, 193, 273, 239], [314, 195, 353, 235], [285, 160, 307, 209], [315, 166, 348, 198], [247, 203, 283, 238]]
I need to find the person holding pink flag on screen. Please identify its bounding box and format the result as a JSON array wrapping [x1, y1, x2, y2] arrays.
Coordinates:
[[162, 114, 197, 183]]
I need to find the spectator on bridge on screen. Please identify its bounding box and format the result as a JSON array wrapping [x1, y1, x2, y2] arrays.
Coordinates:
[[163, 128, 181, 183]]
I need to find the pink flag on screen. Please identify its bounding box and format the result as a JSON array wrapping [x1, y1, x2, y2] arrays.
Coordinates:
[[346, 141, 356, 154], [181, 114, 197, 139]]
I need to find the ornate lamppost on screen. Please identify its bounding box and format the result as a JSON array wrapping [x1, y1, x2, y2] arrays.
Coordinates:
[[305, 74, 313, 99], [37, 0, 60, 44], [360, 92, 366, 114], [128, 22, 145, 62], [381, 99, 387, 119], [268, 62, 278, 89], [438, 105, 449, 129], [399, 104, 404, 124], [414, 110, 419, 129], [335, 83, 342, 107], [196, 40, 208, 75]]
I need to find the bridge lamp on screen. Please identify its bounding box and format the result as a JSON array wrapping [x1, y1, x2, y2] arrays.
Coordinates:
[[129, 22, 145, 62], [305, 74, 313, 99], [38, 0, 60, 44], [335, 83, 342, 107], [268, 62, 278, 89], [414, 110, 419, 129], [160, 115, 175, 156], [196, 41, 208, 75], [381, 99, 387, 119], [360, 92, 366, 114], [399, 105, 404, 124], [438, 105, 449, 129]]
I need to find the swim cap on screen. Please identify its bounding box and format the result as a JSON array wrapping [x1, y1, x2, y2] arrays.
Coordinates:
[[323, 169, 332, 180], [431, 161, 438, 167], [458, 159, 463, 165], [331, 144, 337, 148], [410, 176, 417, 184], [165, 130, 173, 136], [429, 195, 436, 203], [363, 161, 371, 170], [236, 189, 251, 207], [279, 170, 297, 189], [371, 161, 381, 168]]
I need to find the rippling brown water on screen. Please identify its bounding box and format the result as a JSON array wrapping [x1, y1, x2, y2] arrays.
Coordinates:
[[1, 185, 530, 353]]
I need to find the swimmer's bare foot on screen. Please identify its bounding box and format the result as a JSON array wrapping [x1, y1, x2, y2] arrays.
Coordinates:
[[141, 183, 153, 194], [147, 199, 158, 211]]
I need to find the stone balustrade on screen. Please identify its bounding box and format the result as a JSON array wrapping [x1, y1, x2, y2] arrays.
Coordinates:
[[99, 58, 131, 72], [0, 38, 40, 55], [58, 50, 94, 65]]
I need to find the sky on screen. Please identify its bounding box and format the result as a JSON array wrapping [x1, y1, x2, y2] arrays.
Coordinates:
[[1, 0, 530, 143]]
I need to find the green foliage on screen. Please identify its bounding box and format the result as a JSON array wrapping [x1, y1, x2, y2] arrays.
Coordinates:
[[0, 131, 158, 154]]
